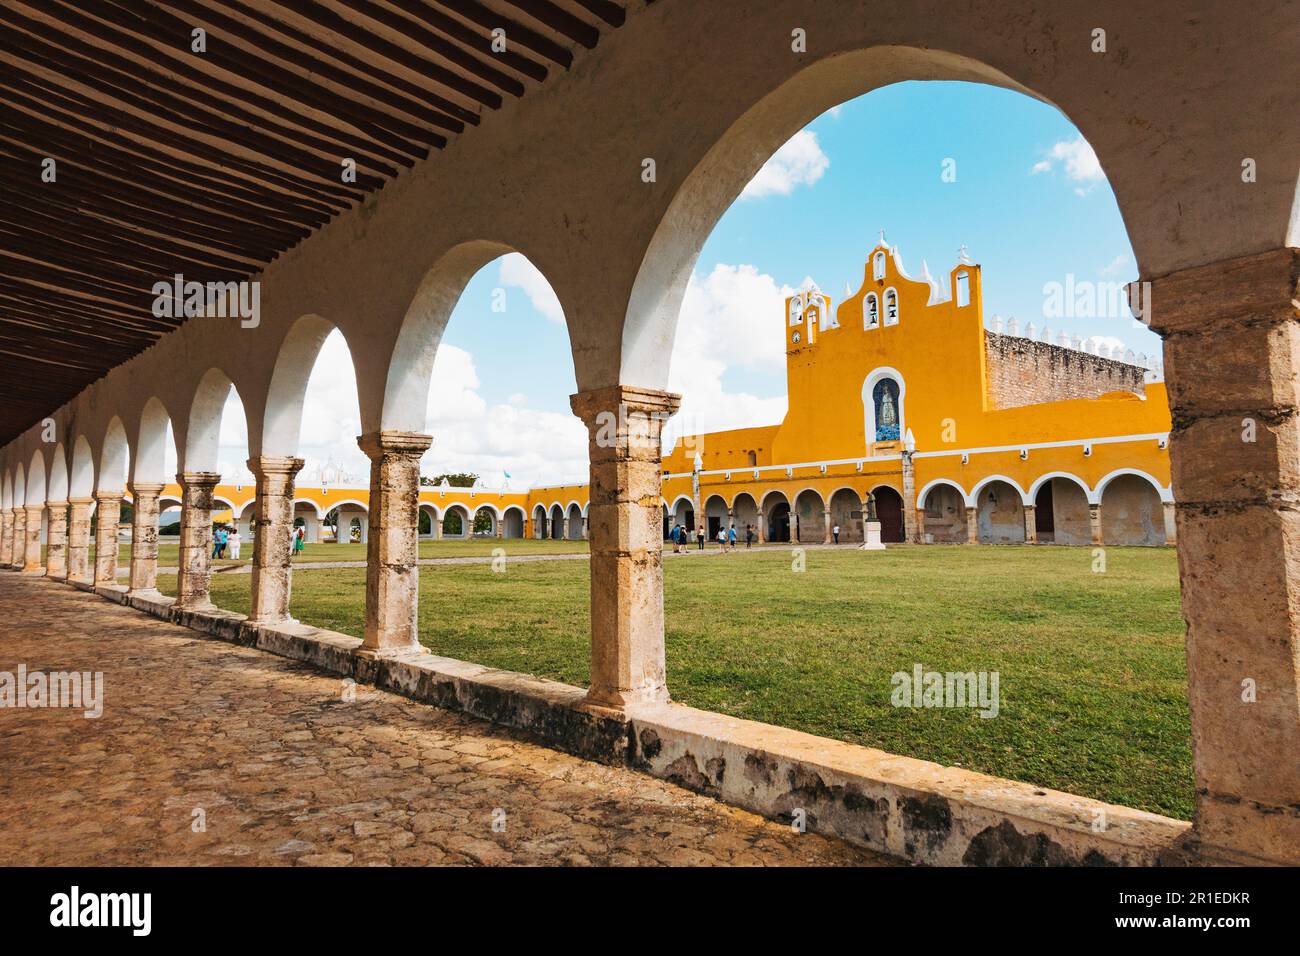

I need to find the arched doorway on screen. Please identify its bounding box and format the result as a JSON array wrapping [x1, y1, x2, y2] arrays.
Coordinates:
[[872, 486, 905, 543], [1100, 474, 1166, 546], [975, 480, 1026, 544]]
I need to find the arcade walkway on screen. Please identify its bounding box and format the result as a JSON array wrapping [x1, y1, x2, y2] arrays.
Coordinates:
[[0, 574, 885, 867]]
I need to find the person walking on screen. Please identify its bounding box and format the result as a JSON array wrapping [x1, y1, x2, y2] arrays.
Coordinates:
[[745, 524, 754, 548], [833, 523, 840, 545], [669, 523, 680, 554], [717, 526, 727, 550], [697, 524, 705, 550], [728, 524, 737, 552], [227, 527, 242, 560], [294, 526, 306, 556]]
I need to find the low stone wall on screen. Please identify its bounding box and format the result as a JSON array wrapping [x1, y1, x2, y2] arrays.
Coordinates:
[[87, 581, 1193, 866]]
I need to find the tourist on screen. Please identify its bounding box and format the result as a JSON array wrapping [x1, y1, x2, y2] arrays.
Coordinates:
[[697, 524, 705, 550], [745, 524, 754, 548], [227, 528, 242, 560], [728, 524, 737, 551], [717, 527, 727, 550], [212, 526, 227, 559], [669, 523, 680, 554], [833, 523, 840, 545], [294, 526, 306, 556]]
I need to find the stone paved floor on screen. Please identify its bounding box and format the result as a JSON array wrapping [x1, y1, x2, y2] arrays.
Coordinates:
[[0, 573, 888, 866]]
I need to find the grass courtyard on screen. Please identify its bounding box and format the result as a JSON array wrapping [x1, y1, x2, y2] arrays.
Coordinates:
[[156, 543, 1191, 820]]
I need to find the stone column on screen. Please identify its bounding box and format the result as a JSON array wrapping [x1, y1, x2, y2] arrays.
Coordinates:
[[66, 497, 93, 584], [571, 385, 680, 710], [1023, 504, 1037, 544], [357, 431, 432, 658], [901, 452, 920, 542], [246, 457, 305, 626], [965, 506, 978, 544], [45, 501, 67, 579], [757, 512, 766, 544], [915, 507, 926, 544], [93, 493, 123, 587], [495, 515, 503, 539], [822, 508, 833, 544], [1162, 500, 1177, 545], [21, 505, 43, 573], [11, 507, 26, 569], [128, 483, 164, 593], [176, 472, 221, 611], [1146, 248, 1300, 864], [1088, 503, 1104, 545], [0, 508, 12, 567]]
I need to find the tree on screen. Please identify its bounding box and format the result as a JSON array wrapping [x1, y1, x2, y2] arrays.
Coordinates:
[[420, 472, 477, 488]]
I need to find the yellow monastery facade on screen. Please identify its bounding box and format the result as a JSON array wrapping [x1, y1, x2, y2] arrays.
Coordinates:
[[153, 240, 1174, 548]]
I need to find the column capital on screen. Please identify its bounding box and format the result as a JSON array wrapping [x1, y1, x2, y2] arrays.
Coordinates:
[[178, 471, 222, 487], [569, 384, 681, 424], [68, 496, 94, 506], [45, 499, 68, 508], [356, 430, 433, 460], [129, 482, 166, 497], [247, 455, 305, 478], [1140, 246, 1298, 337], [93, 489, 124, 502]]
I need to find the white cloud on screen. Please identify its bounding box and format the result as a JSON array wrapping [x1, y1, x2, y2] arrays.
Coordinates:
[[663, 263, 791, 448], [498, 253, 565, 324], [1031, 137, 1105, 190], [740, 130, 830, 200]]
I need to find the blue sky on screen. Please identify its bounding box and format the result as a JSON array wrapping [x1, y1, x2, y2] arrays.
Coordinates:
[[214, 80, 1160, 489]]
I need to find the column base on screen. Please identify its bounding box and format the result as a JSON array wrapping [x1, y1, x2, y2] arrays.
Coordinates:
[[354, 644, 429, 663], [582, 684, 670, 713]]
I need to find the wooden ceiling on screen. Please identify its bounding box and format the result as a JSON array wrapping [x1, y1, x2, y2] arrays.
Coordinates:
[[0, 0, 633, 444]]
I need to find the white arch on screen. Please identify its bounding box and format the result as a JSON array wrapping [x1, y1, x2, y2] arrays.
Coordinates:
[[70, 435, 94, 498], [98, 416, 130, 494], [667, 494, 695, 514], [502, 504, 527, 520], [729, 490, 758, 509], [1027, 471, 1094, 505], [472, 502, 502, 520], [263, 315, 344, 458], [26, 450, 46, 505], [758, 488, 789, 512], [862, 366, 906, 447], [1, 471, 11, 510], [967, 474, 1030, 507], [1094, 468, 1172, 504], [135, 396, 174, 485], [48, 444, 68, 502], [916, 478, 968, 510], [332, 499, 371, 514], [292, 498, 326, 520], [882, 286, 900, 325], [185, 368, 247, 474], [13, 463, 25, 505], [212, 496, 238, 514]]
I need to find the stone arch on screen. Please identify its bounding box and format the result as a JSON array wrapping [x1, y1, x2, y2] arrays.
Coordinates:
[[759, 489, 790, 543], [185, 368, 250, 475], [730, 492, 759, 540], [1030, 473, 1092, 545], [828, 486, 863, 543], [1100, 473, 1167, 546], [501, 505, 526, 539], [621, 46, 1154, 389], [870, 484, 906, 543], [418, 502, 440, 538], [98, 416, 130, 494], [1, 470, 11, 512], [12, 464, 25, 512], [474, 503, 500, 536], [382, 241, 573, 432], [1094, 468, 1172, 505], [565, 501, 583, 540], [547, 502, 565, 539], [443, 503, 471, 539], [917, 479, 967, 544], [973, 478, 1026, 544], [792, 488, 825, 543], [134, 396, 176, 486], [262, 315, 364, 459], [668, 495, 694, 532], [532, 503, 547, 539]]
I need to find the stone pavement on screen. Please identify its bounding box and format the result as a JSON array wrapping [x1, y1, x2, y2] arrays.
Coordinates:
[[0, 573, 889, 866]]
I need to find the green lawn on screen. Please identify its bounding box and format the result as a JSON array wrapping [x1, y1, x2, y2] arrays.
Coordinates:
[[156, 544, 1192, 819]]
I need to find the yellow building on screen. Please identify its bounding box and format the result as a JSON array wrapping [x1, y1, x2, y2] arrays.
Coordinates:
[[158, 240, 1173, 548]]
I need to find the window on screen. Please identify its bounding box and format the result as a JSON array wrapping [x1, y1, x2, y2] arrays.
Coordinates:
[[872, 379, 901, 441], [873, 251, 886, 280], [788, 298, 803, 326], [884, 288, 899, 325], [956, 271, 970, 307], [864, 293, 879, 328]]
